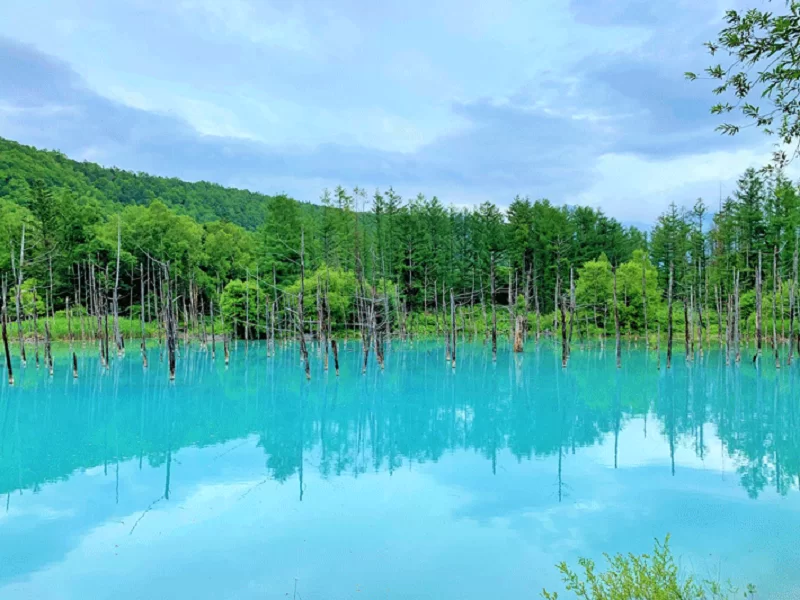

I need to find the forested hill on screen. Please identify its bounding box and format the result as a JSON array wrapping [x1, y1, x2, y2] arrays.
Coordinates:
[[0, 136, 289, 229]]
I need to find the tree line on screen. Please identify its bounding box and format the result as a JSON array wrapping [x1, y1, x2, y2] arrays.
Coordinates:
[[2, 137, 800, 379]]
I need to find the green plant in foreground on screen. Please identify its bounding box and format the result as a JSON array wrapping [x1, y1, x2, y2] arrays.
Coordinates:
[[542, 536, 756, 599]]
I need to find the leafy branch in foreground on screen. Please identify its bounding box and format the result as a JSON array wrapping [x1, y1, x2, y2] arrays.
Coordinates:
[[686, 1, 800, 166], [541, 535, 756, 599]]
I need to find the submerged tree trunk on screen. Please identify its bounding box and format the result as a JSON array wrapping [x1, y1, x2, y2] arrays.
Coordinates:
[[331, 338, 340, 376]]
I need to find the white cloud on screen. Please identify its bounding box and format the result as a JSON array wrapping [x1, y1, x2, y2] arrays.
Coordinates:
[[575, 146, 794, 223]]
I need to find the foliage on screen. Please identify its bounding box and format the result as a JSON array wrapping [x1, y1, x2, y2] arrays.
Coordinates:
[[542, 536, 756, 600], [686, 1, 800, 165], [219, 279, 263, 337]]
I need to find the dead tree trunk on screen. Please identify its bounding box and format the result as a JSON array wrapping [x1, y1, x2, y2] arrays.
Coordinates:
[[113, 219, 123, 356], [772, 246, 780, 368], [754, 251, 763, 365], [164, 263, 177, 381], [32, 287, 40, 369], [140, 264, 148, 368], [210, 299, 216, 360], [331, 338, 340, 375], [667, 262, 674, 369], [613, 265, 621, 369], [450, 289, 456, 369], [44, 320, 53, 376], [567, 267, 576, 349], [490, 255, 497, 361], [298, 230, 311, 380], [790, 237, 798, 366], [560, 294, 568, 367], [683, 294, 690, 363], [642, 255, 649, 344], [734, 270, 741, 364], [68, 297, 78, 378], [1, 278, 13, 385]]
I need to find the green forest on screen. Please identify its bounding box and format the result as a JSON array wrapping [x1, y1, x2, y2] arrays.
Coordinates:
[[1, 135, 799, 362]]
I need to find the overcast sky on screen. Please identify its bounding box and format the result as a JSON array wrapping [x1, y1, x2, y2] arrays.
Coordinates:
[[0, 0, 775, 224]]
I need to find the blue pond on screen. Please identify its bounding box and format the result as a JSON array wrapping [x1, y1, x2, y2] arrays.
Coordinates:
[[1, 341, 799, 599]]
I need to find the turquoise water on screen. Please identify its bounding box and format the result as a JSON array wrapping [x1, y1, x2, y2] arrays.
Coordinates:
[[1, 341, 799, 599]]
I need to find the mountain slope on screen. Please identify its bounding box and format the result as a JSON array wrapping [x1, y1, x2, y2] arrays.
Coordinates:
[[0, 136, 292, 229]]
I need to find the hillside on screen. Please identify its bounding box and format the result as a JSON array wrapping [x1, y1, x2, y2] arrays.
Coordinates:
[[0, 136, 291, 229]]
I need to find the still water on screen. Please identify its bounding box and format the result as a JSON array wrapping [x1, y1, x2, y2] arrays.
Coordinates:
[[1, 341, 799, 599]]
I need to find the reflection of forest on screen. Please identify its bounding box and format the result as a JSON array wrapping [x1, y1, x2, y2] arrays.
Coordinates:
[[1, 344, 798, 500]]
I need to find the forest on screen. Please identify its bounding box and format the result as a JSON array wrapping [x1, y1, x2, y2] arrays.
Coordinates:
[[1, 135, 800, 376]]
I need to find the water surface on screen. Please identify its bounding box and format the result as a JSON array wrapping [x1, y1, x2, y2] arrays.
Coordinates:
[[1, 341, 799, 599]]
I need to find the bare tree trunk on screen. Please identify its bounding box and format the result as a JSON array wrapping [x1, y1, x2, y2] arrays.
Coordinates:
[[78, 262, 86, 346], [790, 237, 798, 366], [734, 270, 741, 364], [725, 295, 732, 366], [444, 284, 451, 363], [613, 265, 621, 369], [221, 300, 230, 366], [514, 314, 525, 353], [32, 287, 40, 369], [683, 293, 690, 363], [560, 294, 568, 367], [298, 230, 310, 380], [642, 255, 649, 344], [163, 263, 177, 381], [450, 289, 456, 369], [567, 266, 576, 349], [667, 262, 674, 369], [523, 265, 531, 343], [210, 299, 216, 360], [113, 219, 123, 355], [14, 224, 26, 366], [715, 285, 722, 347], [773, 246, 780, 369], [754, 251, 763, 365], [44, 319, 53, 376], [656, 323, 661, 370], [490, 254, 497, 361], [479, 272, 488, 345], [434, 279, 440, 337], [1, 278, 13, 385], [140, 264, 148, 368], [508, 269, 515, 345], [245, 269, 250, 353], [331, 338, 340, 375]]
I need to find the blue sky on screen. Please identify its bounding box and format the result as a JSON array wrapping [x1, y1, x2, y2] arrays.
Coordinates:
[[0, 0, 774, 223]]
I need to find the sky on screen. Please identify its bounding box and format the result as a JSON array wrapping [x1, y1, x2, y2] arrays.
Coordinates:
[[0, 0, 777, 224]]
